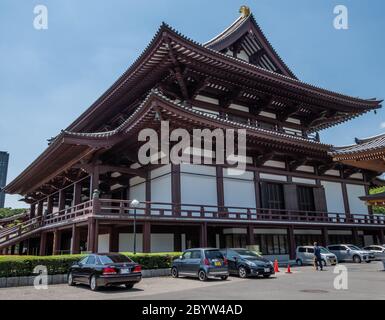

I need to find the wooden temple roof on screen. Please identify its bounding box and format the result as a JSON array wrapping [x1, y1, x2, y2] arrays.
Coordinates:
[[331, 133, 385, 172], [204, 12, 297, 79], [64, 16, 381, 134], [5, 90, 331, 196]]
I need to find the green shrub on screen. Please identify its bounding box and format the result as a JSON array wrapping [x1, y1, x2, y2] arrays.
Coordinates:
[[0, 253, 181, 278]]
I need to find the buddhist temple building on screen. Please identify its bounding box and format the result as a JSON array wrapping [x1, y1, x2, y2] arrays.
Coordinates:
[[1, 7, 385, 259]]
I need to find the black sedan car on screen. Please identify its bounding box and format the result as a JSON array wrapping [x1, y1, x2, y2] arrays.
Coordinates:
[[68, 253, 142, 291], [220, 248, 274, 278]]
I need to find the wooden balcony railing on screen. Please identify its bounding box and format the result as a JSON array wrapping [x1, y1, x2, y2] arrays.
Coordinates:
[[97, 199, 385, 226], [0, 201, 93, 248], [0, 199, 384, 249]]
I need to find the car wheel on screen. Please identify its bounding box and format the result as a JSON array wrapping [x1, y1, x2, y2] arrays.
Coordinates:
[[171, 267, 179, 278], [198, 270, 207, 281], [125, 283, 134, 289], [238, 266, 248, 278], [221, 276, 228, 280], [366, 260, 371, 264], [353, 255, 362, 263], [67, 272, 75, 286], [263, 274, 271, 278], [296, 259, 303, 266], [89, 275, 99, 291]]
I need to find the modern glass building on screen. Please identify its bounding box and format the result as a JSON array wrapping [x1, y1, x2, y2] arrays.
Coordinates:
[[0, 152, 9, 208]]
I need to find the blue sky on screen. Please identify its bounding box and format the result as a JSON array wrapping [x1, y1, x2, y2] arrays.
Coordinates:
[[1, 0, 385, 208]]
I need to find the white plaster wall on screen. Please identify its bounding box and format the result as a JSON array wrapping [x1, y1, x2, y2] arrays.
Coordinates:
[[346, 184, 368, 215], [260, 173, 288, 182], [292, 177, 317, 185], [119, 233, 143, 253], [320, 181, 345, 214], [151, 234, 174, 253], [181, 174, 217, 205], [98, 234, 110, 253], [263, 160, 286, 169], [151, 174, 172, 215], [224, 178, 256, 213]]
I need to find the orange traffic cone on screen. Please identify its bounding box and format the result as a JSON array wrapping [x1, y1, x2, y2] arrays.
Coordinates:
[[274, 259, 280, 273], [286, 264, 292, 274]]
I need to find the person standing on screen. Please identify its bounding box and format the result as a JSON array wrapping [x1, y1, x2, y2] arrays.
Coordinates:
[[313, 242, 323, 271]]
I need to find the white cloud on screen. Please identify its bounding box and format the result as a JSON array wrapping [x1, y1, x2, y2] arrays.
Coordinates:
[[380, 122, 385, 129]]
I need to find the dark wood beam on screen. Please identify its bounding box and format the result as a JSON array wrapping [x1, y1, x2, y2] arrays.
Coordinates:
[[289, 157, 308, 171], [255, 152, 275, 166], [249, 48, 266, 65], [277, 103, 300, 122]]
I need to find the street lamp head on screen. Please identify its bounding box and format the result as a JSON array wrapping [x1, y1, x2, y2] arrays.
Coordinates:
[[130, 199, 140, 208]]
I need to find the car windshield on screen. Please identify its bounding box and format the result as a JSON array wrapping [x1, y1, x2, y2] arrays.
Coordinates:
[[320, 247, 330, 254], [347, 245, 361, 251], [205, 250, 224, 259], [233, 249, 260, 258], [99, 255, 132, 264]]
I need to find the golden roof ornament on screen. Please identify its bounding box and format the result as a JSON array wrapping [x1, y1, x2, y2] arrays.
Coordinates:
[[239, 5, 251, 18]]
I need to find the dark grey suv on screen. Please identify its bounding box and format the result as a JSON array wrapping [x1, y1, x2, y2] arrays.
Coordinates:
[[171, 248, 229, 281]]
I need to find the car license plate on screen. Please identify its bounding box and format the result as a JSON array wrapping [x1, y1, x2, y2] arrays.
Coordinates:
[[264, 268, 270, 273], [120, 268, 130, 274], [214, 261, 221, 266]]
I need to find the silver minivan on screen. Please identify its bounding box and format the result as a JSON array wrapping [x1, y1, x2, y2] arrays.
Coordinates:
[[296, 246, 337, 266], [327, 244, 372, 263], [362, 245, 385, 261]]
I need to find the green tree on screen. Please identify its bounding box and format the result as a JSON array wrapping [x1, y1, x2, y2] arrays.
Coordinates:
[[0, 208, 26, 219], [369, 187, 385, 214]]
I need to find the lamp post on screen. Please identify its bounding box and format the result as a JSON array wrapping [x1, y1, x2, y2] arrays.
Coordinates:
[[130, 199, 140, 254]]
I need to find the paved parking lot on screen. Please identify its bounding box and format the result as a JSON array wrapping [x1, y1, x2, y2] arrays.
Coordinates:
[[0, 262, 384, 300]]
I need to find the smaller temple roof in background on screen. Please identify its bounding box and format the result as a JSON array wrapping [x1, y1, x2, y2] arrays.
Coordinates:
[[330, 133, 385, 172], [331, 133, 385, 160], [360, 191, 385, 206]]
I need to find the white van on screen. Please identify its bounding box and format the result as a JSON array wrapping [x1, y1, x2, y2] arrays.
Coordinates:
[[296, 246, 338, 266]]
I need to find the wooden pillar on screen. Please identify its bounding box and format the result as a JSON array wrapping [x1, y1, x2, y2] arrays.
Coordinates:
[[288, 226, 296, 260], [39, 232, 47, 256], [352, 228, 359, 245], [174, 233, 182, 252], [10, 245, 15, 255], [145, 171, 151, 215], [142, 222, 151, 253], [37, 200, 44, 217], [87, 218, 98, 253], [58, 189, 65, 212], [199, 223, 208, 248], [379, 229, 385, 245], [109, 226, 119, 252], [171, 164, 181, 216], [341, 183, 351, 217], [30, 204, 36, 218], [71, 224, 80, 254], [47, 196, 54, 215], [18, 241, 24, 255], [247, 225, 255, 246], [94, 220, 99, 253], [254, 171, 261, 209], [216, 166, 225, 211], [90, 166, 100, 197], [52, 230, 61, 256], [322, 227, 329, 247], [73, 182, 82, 206]]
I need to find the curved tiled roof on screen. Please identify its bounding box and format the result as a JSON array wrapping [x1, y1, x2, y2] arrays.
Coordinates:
[[331, 132, 385, 160], [64, 89, 331, 152]]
